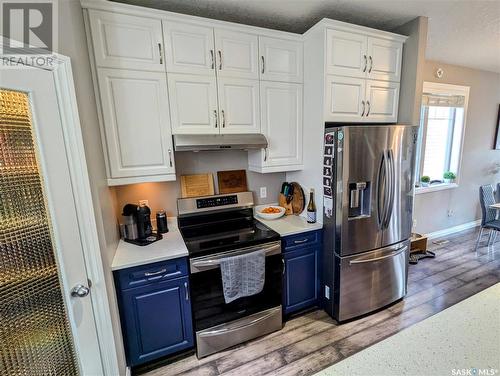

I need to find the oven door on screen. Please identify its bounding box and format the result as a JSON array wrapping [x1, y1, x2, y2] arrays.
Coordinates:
[[189, 241, 282, 332]]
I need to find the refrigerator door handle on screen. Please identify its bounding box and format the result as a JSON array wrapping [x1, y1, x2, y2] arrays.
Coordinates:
[[383, 149, 396, 228], [377, 150, 389, 229], [349, 245, 408, 265]]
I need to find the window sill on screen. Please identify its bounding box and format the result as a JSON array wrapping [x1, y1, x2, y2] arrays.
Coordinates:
[[415, 183, 458, 195]]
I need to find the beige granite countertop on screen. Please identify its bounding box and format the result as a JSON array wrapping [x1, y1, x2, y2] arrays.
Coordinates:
[[316, 283, 500, 376], [112, 217, 188, 270]]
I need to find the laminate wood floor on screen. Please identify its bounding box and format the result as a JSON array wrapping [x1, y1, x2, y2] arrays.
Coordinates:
[[139, 228, 500, 376]]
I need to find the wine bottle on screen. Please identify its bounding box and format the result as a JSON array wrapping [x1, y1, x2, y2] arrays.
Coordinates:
[[307, 188, 316, 223]]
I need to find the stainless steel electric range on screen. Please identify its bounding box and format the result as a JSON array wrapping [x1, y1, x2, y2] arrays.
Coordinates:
[[177, 191, 283, 358]]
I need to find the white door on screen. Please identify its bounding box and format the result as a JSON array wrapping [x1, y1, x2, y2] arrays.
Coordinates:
[[250, 81, 303, 172], [0, 68, 103, 375], [259, 36, 303, 83], [365, 80, 400, 122], [367, 37, 402, 82], [217, 78, 260, 134], [163, 21, 215, 75], [168, 73, 219, 134], [215, 29, 259, 79], [88, 9, 164, 71], [325, 75, 366, 122], [326, 29, 368, 78]]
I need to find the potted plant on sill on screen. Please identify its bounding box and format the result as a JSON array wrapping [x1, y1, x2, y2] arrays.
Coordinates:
[[420, 176, 431, 187], [443, 171, 456, 184]]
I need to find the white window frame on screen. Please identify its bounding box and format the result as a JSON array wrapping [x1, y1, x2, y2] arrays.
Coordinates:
[[415, 82, 470, 195]]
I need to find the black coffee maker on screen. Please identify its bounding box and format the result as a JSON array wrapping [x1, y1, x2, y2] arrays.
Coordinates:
[[121, 203, 162, 246]]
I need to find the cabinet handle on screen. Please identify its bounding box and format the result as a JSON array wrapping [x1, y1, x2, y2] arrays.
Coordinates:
[[368, 56, 373, 73], [158, 43, 163, 64], [144, 268, 167, 277], [264, 147, 268, 162], [210, 49, 214, 69], [361, 100, 365, 117], [293, 238, 309, 244], [218, 50, 222, 70], [366, 101, 371, 116], [222, 109, 225, 128], [261, 56, 265, 74], [214, 110, 218, 128], [184, 281, 189, 301], [363, 55, 367, 72], [282, 258, 285, 275], [168, 149, 173, 167]]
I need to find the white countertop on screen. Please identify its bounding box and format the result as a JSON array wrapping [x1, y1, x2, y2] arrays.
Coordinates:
[[255, 214, 323, 237], [112, 218, 188, 271]]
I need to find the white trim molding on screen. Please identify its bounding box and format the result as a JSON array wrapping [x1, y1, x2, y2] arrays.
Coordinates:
[[415, 182, 458, 195], [425, 219, 481, 239]]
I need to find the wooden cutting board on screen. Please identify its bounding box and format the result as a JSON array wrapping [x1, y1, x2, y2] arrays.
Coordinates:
[[290, 182, 305, 214], [180, 173, 215, 198]]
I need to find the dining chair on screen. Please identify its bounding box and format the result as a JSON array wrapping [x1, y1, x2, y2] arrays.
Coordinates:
[[475, 184, 500, 250], [496, 183, 500, 203]]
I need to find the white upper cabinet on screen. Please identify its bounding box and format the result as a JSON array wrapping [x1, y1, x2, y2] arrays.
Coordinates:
[[97, 69, 175, 180], [168, 73, 219, 134], [88, 10, 164, 71], [259, 36, 303, 83], [325, 75, 366, 122], [163, 21, 215, 75], [367, 37, 402, 82], [215, 30, 259, 79], [365, 80, 399, 122], [217, 78, 260, 134], [326, 29, 367, 78], [249, 81, 303, 173]]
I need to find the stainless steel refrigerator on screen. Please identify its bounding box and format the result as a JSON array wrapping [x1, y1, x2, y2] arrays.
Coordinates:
[[322, 124, 418, 322]]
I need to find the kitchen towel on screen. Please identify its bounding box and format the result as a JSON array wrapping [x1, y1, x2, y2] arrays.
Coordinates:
[[219, 250, 266, 304]]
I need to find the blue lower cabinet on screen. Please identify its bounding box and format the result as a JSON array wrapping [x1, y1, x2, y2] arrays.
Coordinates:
[[283, 230, 322, 315], [117, 273, 194, 366]]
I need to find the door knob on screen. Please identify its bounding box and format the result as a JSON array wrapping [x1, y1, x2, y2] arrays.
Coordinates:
[[71, 284, 90, 298]]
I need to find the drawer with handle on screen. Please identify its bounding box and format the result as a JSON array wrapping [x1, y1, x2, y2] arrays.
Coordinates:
[[115, 257, 188, 290], [283, 230, 322, 251]]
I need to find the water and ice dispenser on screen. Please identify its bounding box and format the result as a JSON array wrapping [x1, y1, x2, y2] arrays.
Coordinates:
[[348, 181, 371, 218]]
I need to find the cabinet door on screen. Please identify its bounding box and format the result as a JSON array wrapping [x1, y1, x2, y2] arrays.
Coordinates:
[[120, 277, 193, 366], [89, 10, 164, 71], [217, 78, 260, 134], [283, 246, 320, 315], [259, 36, 303, 83], [97, 69, 175, 179], [326, 29, 367, 78], [168, 73, 219, 134], [325, 75, 365, 122], [365, 80, 400, 123], [250, 82, 303, 172], [214, 29, 259, 79], [163, 21, 215, 75], [367, 37, 402, 82]]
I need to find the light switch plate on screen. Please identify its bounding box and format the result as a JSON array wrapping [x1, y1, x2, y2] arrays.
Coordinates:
[[260, 187, 267, 199]]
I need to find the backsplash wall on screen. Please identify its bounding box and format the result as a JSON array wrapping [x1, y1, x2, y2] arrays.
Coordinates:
[[113, 150, 285, 218]]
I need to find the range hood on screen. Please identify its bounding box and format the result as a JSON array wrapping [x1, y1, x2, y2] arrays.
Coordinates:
[[173, 134, 268, 151]]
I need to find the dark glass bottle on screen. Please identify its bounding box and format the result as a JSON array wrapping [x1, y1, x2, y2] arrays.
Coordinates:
[[307, 188, 316, 223]]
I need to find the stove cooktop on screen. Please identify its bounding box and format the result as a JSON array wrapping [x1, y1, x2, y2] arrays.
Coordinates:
[[179, 216, 280, 258]]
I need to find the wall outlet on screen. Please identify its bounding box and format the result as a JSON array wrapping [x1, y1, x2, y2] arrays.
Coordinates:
[[139, 199, 149, 207], [447, 209, 454, 217], [260, 187, 267, 199], [324, 285, 330, 300]]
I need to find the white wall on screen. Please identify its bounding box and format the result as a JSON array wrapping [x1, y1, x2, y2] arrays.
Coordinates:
[[59, 1, 126, 374], [414, 61, 500, 234]]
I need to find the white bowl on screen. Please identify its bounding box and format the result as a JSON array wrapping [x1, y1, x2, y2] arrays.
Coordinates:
[[255, 205, 286, 220]]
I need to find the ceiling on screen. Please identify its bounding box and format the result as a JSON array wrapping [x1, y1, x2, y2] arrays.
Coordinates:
[[113, 0, 500, 73]]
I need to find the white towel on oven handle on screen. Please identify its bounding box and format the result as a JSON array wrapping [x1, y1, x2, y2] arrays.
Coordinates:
[[219, 249, 266, 304]]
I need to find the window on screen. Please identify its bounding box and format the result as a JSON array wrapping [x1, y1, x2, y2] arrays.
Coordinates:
[[415, 82, 469, 193]]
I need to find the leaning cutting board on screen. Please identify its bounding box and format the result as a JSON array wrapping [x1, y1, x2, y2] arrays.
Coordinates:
[[180, 173, 215, 198], [290, 182, 305, 214]]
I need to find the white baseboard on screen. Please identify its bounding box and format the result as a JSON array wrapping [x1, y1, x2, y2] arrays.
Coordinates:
[[125, 366, 131, 376], [425, 219, 481, 239]]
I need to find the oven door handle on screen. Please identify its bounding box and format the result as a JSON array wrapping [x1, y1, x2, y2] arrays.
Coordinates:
[[197, 308, 279, 337], [190, 241, 281, 273]]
